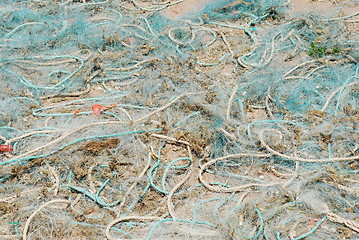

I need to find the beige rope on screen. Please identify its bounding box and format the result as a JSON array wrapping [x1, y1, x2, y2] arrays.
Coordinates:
[[326, 212, 359, 233], [22, 199, 70, 240]]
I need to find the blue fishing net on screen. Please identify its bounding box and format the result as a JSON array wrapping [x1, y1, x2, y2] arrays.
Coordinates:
[[0, 0, 358, 239]]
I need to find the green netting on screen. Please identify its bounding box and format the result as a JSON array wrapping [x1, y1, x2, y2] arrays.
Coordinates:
[[0, 0, 358, 239]]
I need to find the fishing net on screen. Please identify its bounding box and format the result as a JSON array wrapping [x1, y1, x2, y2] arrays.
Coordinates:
[[1, 0, 358, 239]]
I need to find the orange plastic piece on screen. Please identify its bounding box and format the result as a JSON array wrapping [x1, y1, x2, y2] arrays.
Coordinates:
[[124, 37, 136, 46], [105, 104, 118, 109], [307, 217, 321, 226], [91, 104, 106, 116], [91, 104, 117, 116]]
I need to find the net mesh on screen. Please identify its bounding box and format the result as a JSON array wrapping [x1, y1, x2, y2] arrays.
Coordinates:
[[0, 0, 358, 239]]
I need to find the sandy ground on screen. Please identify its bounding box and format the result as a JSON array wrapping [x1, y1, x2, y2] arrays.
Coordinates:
[[1, 0, 358, 239], [161, 0, 213, 19]]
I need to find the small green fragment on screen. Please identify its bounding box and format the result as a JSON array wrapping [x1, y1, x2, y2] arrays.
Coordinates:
[[332, 45, 340, 54], [307, 42, 340, 58], [307, 42, 327, 58]]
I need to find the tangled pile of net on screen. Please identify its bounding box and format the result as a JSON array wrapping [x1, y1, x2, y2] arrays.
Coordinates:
[[0, 0, 358, 239]]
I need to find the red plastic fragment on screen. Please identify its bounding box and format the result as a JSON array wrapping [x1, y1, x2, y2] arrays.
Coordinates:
[[0, 145, 14, 152]]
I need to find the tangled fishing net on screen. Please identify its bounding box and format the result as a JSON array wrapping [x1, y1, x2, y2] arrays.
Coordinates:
[[0, 0, 358, 239]]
